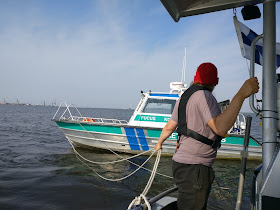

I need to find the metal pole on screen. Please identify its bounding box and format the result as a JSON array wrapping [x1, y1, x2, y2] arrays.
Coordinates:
[[235, 117, 252, 210], [262, 0, 277, 177]]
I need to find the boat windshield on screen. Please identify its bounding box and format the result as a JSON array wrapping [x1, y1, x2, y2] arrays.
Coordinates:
[[142, 98, 177, 115]]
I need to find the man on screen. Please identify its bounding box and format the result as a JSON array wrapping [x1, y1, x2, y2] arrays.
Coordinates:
[[155, 62, 259, 210]]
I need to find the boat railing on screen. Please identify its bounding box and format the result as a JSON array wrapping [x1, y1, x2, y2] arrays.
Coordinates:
[[228, 113, 247, 135], [72, 116, 128, 124], [52, 102, 82, 121], [52, 102, 128, 124]]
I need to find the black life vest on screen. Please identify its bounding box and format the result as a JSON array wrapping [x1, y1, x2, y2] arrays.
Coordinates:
[[176, 84, 222, 149]]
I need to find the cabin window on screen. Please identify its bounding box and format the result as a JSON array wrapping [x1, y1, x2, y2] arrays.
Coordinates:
[[142, 98, 176, 114]]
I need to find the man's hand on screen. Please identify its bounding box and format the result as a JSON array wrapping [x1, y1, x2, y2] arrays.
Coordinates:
[[154, 143, 162, 151], [237, 77, 259, 100], [208, 77, 259, 137], [154, 119, 178, 151]]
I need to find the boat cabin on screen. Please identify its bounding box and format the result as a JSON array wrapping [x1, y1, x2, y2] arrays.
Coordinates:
[[128, 82, 187, 128]]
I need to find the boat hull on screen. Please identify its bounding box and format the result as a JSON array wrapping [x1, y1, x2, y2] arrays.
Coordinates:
[[55, 120, 262, 160]]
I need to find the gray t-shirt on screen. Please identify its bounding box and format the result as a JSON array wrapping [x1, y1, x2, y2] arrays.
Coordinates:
[[172, 90, 221, 167]]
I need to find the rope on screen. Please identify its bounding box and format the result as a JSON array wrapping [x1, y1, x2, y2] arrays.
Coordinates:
[[66, 123, 173, 179], [127, 149, 162, 210], [67, 138, 152, 164], [127, 194, 150, 210], [77, 149, 157, 182], [142, 150, 161, 195], [67, 138, 172, 179]]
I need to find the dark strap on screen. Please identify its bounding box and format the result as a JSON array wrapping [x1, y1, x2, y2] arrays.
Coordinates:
[[186, 129, 222, 149], [177, 84, 207, 134], [176, 84, 222, 149]]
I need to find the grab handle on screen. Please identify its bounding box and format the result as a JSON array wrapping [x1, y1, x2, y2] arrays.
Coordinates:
[[249, 34, 263, 115]]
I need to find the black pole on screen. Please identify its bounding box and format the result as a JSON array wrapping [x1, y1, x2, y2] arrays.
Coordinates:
[[236, 116, 252, 210]]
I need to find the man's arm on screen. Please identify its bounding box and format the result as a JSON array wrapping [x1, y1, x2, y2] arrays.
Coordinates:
[[155, 119, 178, 150], [208, 77, 259, 136]]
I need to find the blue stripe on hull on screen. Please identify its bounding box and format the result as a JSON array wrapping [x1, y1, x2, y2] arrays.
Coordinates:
[[136, 129, 149, 151], [124, 128, 140, 150]]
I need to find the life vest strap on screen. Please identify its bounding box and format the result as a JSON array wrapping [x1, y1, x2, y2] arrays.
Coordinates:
[[183, 128, 222, 149], [176, 84, 222, 149]]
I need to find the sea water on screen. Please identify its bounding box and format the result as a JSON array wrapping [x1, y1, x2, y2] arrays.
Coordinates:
[[0, 105, 262, 209]]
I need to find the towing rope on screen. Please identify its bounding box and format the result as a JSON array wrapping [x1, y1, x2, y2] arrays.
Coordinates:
[[67, 137, 172, 179], [66, 122, 173, 179], [127, 149, 162, 210], [67, 137, 152, 164], [74, 144, 157, 182]]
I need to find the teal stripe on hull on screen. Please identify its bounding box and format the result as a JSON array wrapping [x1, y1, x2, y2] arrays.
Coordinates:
[[147, 129, 259, 146], [147, 129, 178, 140], [56, 121, 123, 134], [222, 136, 259, 147]]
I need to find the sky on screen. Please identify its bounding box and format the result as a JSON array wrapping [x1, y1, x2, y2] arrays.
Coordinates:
[[0, 0, 279, 112]]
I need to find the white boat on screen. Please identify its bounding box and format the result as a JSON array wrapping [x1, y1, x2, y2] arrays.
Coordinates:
[[53, 81, 262, 160]]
